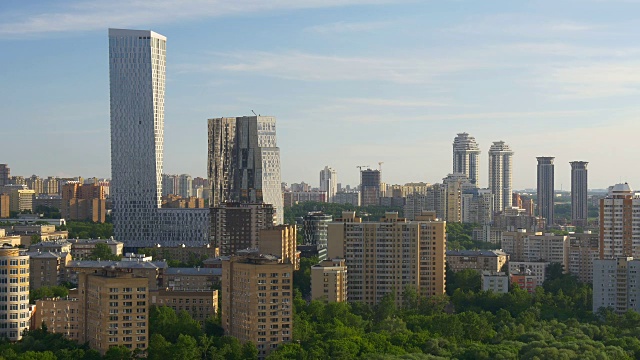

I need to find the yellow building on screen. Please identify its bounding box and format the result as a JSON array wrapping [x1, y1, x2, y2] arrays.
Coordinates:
[[222, 254, 293, 359], [0, 194, 9, 218], [311, 258, 347, 302], [9, 189, 35, 212], [259, 225, 299, 270], [33, 296, 81, 340], [446, 250, 509, 273], [328, 211, 446, 307], [0, 245, 31, 341]]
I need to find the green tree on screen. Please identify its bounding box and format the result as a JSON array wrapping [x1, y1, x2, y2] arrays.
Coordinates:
[[86, 243, 120, 261], [102, 346, 132, 360], [29, 235, 41, 245]]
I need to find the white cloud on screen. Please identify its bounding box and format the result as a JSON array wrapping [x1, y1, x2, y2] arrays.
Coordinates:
[[305, 20, 392, 34], [0, 0, 406, 37], [538, 62, 640, 98]]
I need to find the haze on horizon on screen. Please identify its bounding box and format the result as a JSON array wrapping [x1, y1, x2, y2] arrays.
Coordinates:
[[1, 0, 638, 190]]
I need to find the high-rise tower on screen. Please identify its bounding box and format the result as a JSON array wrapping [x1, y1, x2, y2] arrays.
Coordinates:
[[537, 157, 555, 228], [109, 28, 166, 244], [360, 169, 381, 206], [453, 133, 481, 187], [570, 161, 588, 227], [109, 29, 209, 249], [207, 116, 284, 224], [319, 166, 338, 202], [488, 141, 514, 212]]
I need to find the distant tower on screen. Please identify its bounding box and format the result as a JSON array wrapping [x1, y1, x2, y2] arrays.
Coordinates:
[[360, 169, 381, 206], [319, 166, 338, 202], [488, 141, 514, 212], [537, 157, 555, 227], [570, 161, 588, 227], [453, 133, 481, 187]]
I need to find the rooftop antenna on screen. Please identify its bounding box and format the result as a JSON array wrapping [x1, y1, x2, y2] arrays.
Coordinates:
[[251, 110, 257, 116]]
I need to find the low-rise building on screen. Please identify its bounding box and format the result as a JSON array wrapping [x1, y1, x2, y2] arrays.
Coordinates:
[[510, 270, 537, 293], [446, 250, 509, 273], [67, 239, 124, 259], [149, 289, 218, 325], [164, 267, 221, 291], [28, 251, 72, 288], [311, 258, 347, 302], [509, 261, 548, 288], [481, 271, 509, 293], [502, 230, 568, 270], [32, 296, 81, 340]]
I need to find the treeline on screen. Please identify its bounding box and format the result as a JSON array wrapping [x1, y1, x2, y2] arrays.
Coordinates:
[[62, 221, 113, 240], [266, 269, 632, 360], [283, 202, 404, 224]]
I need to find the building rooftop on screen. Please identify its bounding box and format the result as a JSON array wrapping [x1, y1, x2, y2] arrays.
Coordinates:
[[164, 267, 222, 276], [446, 249, 508, 257], [66, 260, 167, 269], [26, 251, 70, 259]]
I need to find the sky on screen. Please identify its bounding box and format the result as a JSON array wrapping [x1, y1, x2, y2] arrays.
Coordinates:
[[1, 0, 639, 190]]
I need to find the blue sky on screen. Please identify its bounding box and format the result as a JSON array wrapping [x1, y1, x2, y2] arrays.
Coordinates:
[[1, 0, 639, 190]]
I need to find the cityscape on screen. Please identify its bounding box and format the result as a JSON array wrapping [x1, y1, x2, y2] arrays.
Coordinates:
[[3, 1, 640, 360]]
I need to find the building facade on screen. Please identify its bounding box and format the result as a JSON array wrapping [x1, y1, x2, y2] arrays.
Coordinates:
[[311, 258, 347, 302], [488, 141, 514, 212], [327, 211, 446, 307], [222, 254, 294, 359], [599, 183, 639, 260], [501, 230, 568, 269], [0, 246, 30, 341], [319, 166, 338, 203], [537, 157, 555, 227], [452, 133, 481, 187], [446, 250, 508, 273], [210, 203, 275, 256], [593, 257, 640, 314], [570, 161, 589, 227]]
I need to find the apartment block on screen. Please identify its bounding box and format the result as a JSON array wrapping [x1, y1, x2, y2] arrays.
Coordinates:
[[446, 250, 509, 273], [149, 289, 218, 325], [481, 271, 509, 293], [0, 194, 9, 218], [65, 260, 167, 290], [259, 225, 299, 270], [78, 269, 149, 354], [510, 270, 537, 293], [311, 258, 347, 302], [568, 231, 599, 283], [282, 191, 327, 207], [32, 297, 81, 340], [164, 267, 222, 291], [67, 239, 124, 259], [332, 192, 360, 206], [599, 183, 640, 259], [327, 211, 446, 307], [509, 261, 548, 288], [593, 257, 640, 314], [28, 251, 71, 288], [222, 254, 294, 359], [0, 245, 31, 341], [9, 189, 35, 212], [501, 230, 568, 270], [494, 207, 546, 232]]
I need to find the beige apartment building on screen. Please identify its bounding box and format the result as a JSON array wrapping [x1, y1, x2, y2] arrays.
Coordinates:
[[328, 211, 446, 307], [65, 260, 167, 290], [164, 267, 222, 291], [67, 239, 124, 259], [259, 225, 299, 270], [28, 251, 71, 288], [150, 289, 218, 325], [502, 230, 569, 270], [446, 250, 509, 273], [0, 245, 31, 341], [222, 254, 294, 359], [78, 269, 149, 354], [32, 296, 81, 340], [0, 194, 9, 218], [568, 231, 599, 283], [8, 189, 35, 212], [311, 258, 347, 302]]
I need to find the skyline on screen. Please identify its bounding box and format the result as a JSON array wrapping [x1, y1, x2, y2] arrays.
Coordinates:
[[2, 1, 640, 189]]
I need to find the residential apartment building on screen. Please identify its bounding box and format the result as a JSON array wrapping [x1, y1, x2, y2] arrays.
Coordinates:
[[64, 260, 167, 290], [311, 258, 347, 302], [488, 141, 514, 212], [149, 289, 218, 325], [570, 161, 589, 227], [452, 133, 481, 187], [302, 212, 332, 259], [282, 191, 327, 207], [599, 183, 640, 259], [164, 267, 222, 291], [0, 245, 31, 341], [67, 238, 124, 259], [481, 271, 509, 293], [327, 211, 446, 307], [537, 157, 555, 227], [319, 166, 338, 203], [78, 269, 149, 354], [494, 207, 546, 232], [360, 169, 381, 207], [28, 251, 71, 288], [33, 297, 81, 341], [0, 194, 9, 218], [568, 231, 599, 283], [333, 192, 360, 206], [593, 257, 640, 314], [446, 250, 509, 273], [501, 230, 568, 270], [510, 269, 538, 293], [222, 254, 294, 359], [509, 261, 548, 288], [259, 225, 299, 270]]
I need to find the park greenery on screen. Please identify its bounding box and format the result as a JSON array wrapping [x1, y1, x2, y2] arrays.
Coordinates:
[[85, 243, 121, 261], [283, 202, 404, 225], [63, 221, 113, 240]]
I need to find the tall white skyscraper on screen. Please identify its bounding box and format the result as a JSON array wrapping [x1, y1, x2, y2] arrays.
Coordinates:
[[453, 133, 481, 187], [319, 166, 337, 202], [109, 29, 166, 244], [110, 29, 209, 248], [488, 141, 514, 212]]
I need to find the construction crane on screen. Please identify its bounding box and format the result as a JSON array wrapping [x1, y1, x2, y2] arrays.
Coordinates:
[[356, 165, 370, 171], [378, 162, 384, 172]]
